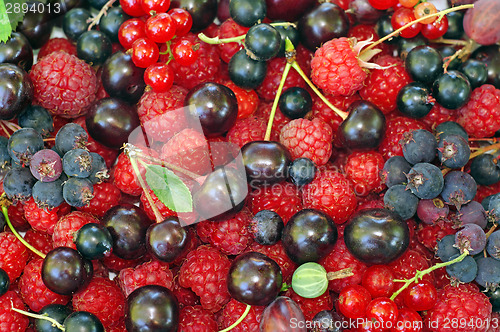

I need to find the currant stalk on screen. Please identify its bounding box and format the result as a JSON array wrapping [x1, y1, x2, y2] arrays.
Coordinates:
[[10, 306, 65, 331]]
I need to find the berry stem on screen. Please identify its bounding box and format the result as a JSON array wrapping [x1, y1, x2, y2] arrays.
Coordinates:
[[430, 37, 469, 46], [218, 304, 251, 332], [1, 204, 46, 259], [264, 57, 291, 141], [1, 120, 21, 131], [468, 141, 500, 160], [327, 267, 354, 280], [360, 4, 474, 57], [10, 304, 65, 331], [198, 33, 245, 45], [87, 0, 117, 31], [390, 250, 468, 300], [0, 121, 11, 138]]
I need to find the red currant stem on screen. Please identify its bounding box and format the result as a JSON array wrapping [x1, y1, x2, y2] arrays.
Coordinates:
[[1, 204, 46, 259], [290, 61, 348, 120], [360, 4, 474, 57], [0, 121, 11, 138], [10, 303, 65, 331], [326, 267, 354, 280], [218, 304, 251, 332], [198, 33, 245, 45], [430, 37, 469, 46], [390, 249, 468, 301], [86, 0, 117, 31], [469, 141, 500, 160], [43, 137, 56, 142], [264, 61, 291, 141], [1, 120, 21, 131], [469, 137, 498, 142]]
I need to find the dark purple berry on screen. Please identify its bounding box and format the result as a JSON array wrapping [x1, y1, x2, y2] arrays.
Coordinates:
[[30, 149, 63, 182]]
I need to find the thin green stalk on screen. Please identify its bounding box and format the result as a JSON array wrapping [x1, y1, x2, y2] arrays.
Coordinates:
[[11, 305, 65, 331], [218, 304, 251, 332], [265, 61, 291, 141]]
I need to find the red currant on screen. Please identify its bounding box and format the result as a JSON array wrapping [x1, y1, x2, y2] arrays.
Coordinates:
[[338, 284, 372, 319], [131, 38, 159, 68], [144, 63, 174, 92], [365, 297, 399, 329], [392, 7, 422, 38], [171, 38, 198, 66], [368, 0, 398, 10], [146, 13, 176, 43], [421, 15, 448, 40], [120, 0, 146, 17], [141, 0, 170, 14], [362, 265, 395, 298], [403, 280, 437, 312], [414, 2, 438, 24], [168, 8, 193, 37], [398, 0, 418, 8], [391, 307, 423, 332], [118, 18, 147, 49]]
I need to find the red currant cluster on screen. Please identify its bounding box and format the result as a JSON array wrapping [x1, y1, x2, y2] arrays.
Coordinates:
[[369, 0, 448, 39], [118, 0, 196, 92]]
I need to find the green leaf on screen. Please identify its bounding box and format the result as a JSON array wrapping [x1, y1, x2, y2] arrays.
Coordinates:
[[145, 164, 192, 213], [0, 0, 12, 43], [0, 0, 28, 43], [291, 262, 329, 299]]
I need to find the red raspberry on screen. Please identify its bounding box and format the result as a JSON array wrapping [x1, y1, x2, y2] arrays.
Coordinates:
[[52, 211, 99, 249], [302, 170, 358, 224], [197, 209, 253, 255], [179, 305, 217, 332], [0, 291, 29, 331], [113, 152, 143, 196], [161, 128, 212, 175], [319, 238, 367, 293], [248, 241, 298, 282], [389, 249, 435, 286], [137, 85, 188, 142], [359, 55, 412, 114], [227, 116, 266, 148], [29, 51, 97, 118], [102, 252, 144, 272], [24, 229, 53, 259], [287, 288, 333, 321], [251, 182, 303, 224], [280, 118, 334, 166], [171, 271, 200, 307], [38, 37, 78, 59], [7, 202, 30, 232], [118, 260, 174, 297], [164, 33, 221, 90], [253, 101, 289, 141], [217, 18, 249, 63], [424, 283, 491, 332], [416, 219, 455, 252], [0, 232, 29, 283], [457, 84, 500, 138], [140, 189, 177, 221], [488, 313, 500, 332], [311, 37, 367, 96], [422, 103, 457, 130], [18, 259, 70, 312], [378, 115, 428, 160], [476, 181, 500, 203], [256, 57, 306, 101], [219, 299, 265, 332], [73, 277, 126, 329], [309, 93, 361, 133], [23, 197, 71, 234], [178, 245, 231, 313], [345, 150, 386, 196], [220, 80, 259, 119], [170, 227, 200, 266], [77, 182, 122, 217], [355, 194, 385, 212]]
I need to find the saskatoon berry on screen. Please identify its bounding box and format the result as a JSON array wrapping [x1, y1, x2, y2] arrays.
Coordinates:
[[35, 304, 72, 332], [406, 163, 444, 200], [32, 179, 65, 209], [416, 198, 449, 225], [432, 70, 471, 110], [475, 256, 500, 288], [0, 63, 34, 120], [18, 105, 54, 136], [436, 234, 460, 262], [228, 49, 267, 89], [30, 149, 63, 182], [488, 194, 500, 222], [381, 156, 411, 188], [75, 223, 113, 260], [435, 120, 468, 141], [229, 0, 266, 27], [62, 148, 93, 178], [62, 177, 94, 207], [0, 136, 11, 168], [278, 87, 312, 120], [55, 123, 88, 155], [8, 127, 44, 166], [383, 184, 419, 220], [3, 166, 36, 201], [146, 217, 189, 262], [0, 268, 9, 297], [0, 32, 33, 71], [441, 171, 477, 208], [455, 223, 486, 255], [446, 254, 478, 283], [245, 23, 281, 61], [396, 82, 434, 119], [405, 45, 443, 84], [88, 152, 108, 184], [457, 200, 487, 229], [63, 311, 104, 332], [288, 157, 316, 187], [486, 231, 500, 260], [470, 154, 500, 186], [401, 129, 437, 165], [437, 133, 470, 169], [249, 210, 284, 245], [76, 30, 113, 65]]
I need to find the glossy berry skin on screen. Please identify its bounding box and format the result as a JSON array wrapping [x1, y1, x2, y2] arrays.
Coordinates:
[[86, 97, 141, 149], [288, 157, 316, 187], [260, 296, 307, 332], [365, 297, 398, 327], [338, 284, 372, 319], [282, 209, 338, 265], [459, 59, 488, 90], [470, 154, 500, 185], [404, 280, 437, 311], [338, 100, 386, 150], [432, 70, 471, 110], [75, 223, 113, 260], [227, 252, 283, 306], [0, 268, 9, 297], [144, 62, 174, 92], [170, 0, 218, 32], [0, 32, 33, 71], [146, 217, 189, 262], [344, 208, 410, 265], [229, 0, 266, 27], [405, 45, 443, 84], [184, 82, 238, 137], [131, 38, 159, 68], [168, 8, 192, 36], [397, 82, 434, 119], [146, 13, 176, 43], [278, 87, 312, 120], [362, 265, 395, 298], [63, 8, 92, 42], [171, 39, 198, 66], [245, 23, 281, 61], [228, 49, 267, 89], [41, 247, 92, 295], [76, 30, 112, 65], [126, 285, 179, 332], [99, 6, 130, 43], [391, 7, 421, 39], [241, 141, 291, 186], [63, 311, 104, 332], [118, 18, 147, 49], [0, 64, 34, 120], [36, 304, 72, 332], [141, 0, 170, 14]]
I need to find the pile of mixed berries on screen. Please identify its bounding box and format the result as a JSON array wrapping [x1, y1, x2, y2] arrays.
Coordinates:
[[1, 0, 500, 330]]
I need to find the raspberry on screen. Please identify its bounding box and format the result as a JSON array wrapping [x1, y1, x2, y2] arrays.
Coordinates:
[[424, 283, 492, 332], [38, 37, 78, 59], [171, 271, 200, 307], [113, 152, 143, 196], [52, 211, 99, 249], [18, 259, 70, 312], [251, 182, 303, 224], [0, 291, 29, 332], [302, 170, 358, 224], [219, 299, 265, 332], [77, 182, 122, 217], [248, 241, 298, 282], [254, 101, 289, 141], [164, 33, 221, 90], [279, 118, 334, 166], [287, 288, 333, 321], [102, 252, 144, 272], [389, 249, 435, 286], [422, 103, 457, 130], [319, 238, 367, 293], [178, 245, 231, 313], [24, 229, 53, 259], [0, 232, 29, 283], [7, 202, 30, 232], [220, 80, 259, 119], [118, 260, 174, 297], [378, 115, 428, 160], [140, 189, 177, 221], [256, 57, 306, 101], [137, 85, 188, 142], [345, 150, 386, 196], [457, 84, 500, 138], [29, 51, 97, 118], [359, 55, 412, 114], [227, 116, 266, 148], [23, 197, 71, 234], [311, 37, 367, 96], [416, 219, 455, 252], [217, 18, 248, 63], [179, 305, 218, 332], [72, 277, 126, 329]]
